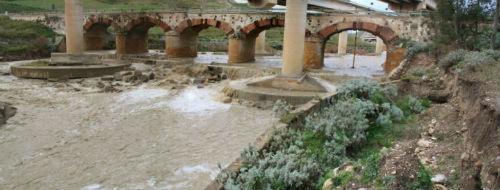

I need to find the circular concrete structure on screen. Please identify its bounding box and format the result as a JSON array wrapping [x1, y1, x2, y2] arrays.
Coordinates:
[[11, 62, 130, 80], [226, 76, 336, 105]]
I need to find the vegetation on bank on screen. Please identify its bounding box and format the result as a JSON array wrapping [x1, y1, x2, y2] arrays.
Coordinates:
[[0, 16, 56, 58], [217, 79, 430, 190]]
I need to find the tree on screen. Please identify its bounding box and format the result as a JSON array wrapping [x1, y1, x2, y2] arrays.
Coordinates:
[[430, 0, 493, 50], [491, 0, 499, 49]]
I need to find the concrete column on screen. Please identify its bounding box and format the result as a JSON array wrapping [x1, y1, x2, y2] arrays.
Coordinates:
[[281, 0, 307, 76], [64, 0, 84, 54], [338, 31, 348, 55], [115, 32, 127, 54], [165, 31, 198, 58], [228, 37, 256, 63], [255, 31, 267, 55], [375, 37, 385, 54], [303, 35, 324, 69]]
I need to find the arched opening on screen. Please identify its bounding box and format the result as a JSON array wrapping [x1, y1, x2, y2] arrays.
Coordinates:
[[195, 27, 230, 63], [123, 17, 170, 54], [317, 22, 400, 76], [235, 18, 287, 64], [83, 18, 118, 51], [168, 19, 234, 59], [148, 26, 166, 53]]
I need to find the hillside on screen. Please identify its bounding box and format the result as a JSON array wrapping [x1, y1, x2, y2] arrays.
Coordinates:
[[0, 0, 243, 13]]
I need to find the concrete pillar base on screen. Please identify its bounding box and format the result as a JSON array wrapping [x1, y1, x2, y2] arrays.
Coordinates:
[[303, 36, 324, 69], [228, 37, 256, 63], [50, 53, 101, 66], [247, 74, 327, 92], [165, 32, 197, 58]]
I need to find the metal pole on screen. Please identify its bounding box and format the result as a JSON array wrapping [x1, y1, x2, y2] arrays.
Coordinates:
[[352, 29, 357, 69]]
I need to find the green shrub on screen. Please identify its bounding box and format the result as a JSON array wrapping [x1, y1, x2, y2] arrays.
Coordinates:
[[405, 42, 429, 59], [273, 99, 292, 118], [411, 164, 432, 190], [438, 49, 466, 70], [337, 78, 396, 101], [332, 171, 354, 187], [361, 152, 382, 183], [408, 67, 433, 77], [438, 49, 500, 71], [219, 79, 427, 190]]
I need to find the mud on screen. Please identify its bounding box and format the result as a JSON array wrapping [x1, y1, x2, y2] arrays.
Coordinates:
[[0, 61, 278, 190]]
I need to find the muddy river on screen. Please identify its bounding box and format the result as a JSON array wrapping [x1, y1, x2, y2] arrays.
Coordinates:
[[0, 62, 278, 190]]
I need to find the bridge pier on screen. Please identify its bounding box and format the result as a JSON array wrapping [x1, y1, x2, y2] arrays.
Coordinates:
[[255, 31, 267, 55], [337, 31, 348, 55], [115, 32, 127, 54], [281, 0, 307, 76], [375, 37, 385, 54], [125, 31, 149, 54], [165, 31, 198, 58], [64, 0, 84, 54], [303, 35, 324, 69], [228, 37, 256, 63]]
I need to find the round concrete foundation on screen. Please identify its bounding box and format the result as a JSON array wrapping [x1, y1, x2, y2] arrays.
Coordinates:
[[226, 76, 336, 105], [11, 62, 130, 80]]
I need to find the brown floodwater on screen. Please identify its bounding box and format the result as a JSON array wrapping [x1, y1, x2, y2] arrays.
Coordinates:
[[0, 61, 278, 190]]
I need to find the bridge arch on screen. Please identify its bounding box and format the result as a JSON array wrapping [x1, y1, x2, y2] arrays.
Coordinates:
[[317, 21, 399, 44], [166, 18, 234, 58], [174, 18, 234, 36], [305, 21, 402, 71], [83, 17, 120, 50], [121, 16, 171, 54]]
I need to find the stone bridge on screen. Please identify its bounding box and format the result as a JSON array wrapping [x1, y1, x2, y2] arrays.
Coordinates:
[[9, 11, 429, 68]]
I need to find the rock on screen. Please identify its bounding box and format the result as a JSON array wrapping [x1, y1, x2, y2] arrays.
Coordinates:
[[192, 77, 205, 84], [219, 73, 228, 80], [145, 60, 156, 65], [47, 78, 59, 82], [381, 147, 391, 157], [97, 81, 106, 88], [102, 85, 121, 93], [432, 184, 448, 190], [147, 72, 155, 80], [417, 139, 432, 148], [197, 84, 204, 89], [391, 170, 397, 175], [322, 178, 333, 190], [0, 102, 17, 125], [123, 75, 134, 82], [223, 98, 232, 104], [431, 174, 447, 184], [461, 152, 470, 161], [428, 127, 435, 134], [101, 75, 114, 81], [133, 70, 142, 78], [358, 188, 368, 190], [345, 166, 354, 173], [140, 74, 149, 83]]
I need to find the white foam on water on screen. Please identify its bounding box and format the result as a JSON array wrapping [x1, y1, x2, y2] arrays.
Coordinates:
[[80, 184, 101, 190], [110, 87, 169, 113], [165, 86, 230, 113]]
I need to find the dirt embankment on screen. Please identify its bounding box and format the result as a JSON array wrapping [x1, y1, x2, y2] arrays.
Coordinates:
[[381, 52, 500, 190]]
